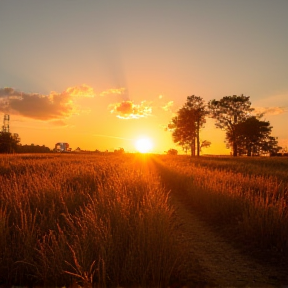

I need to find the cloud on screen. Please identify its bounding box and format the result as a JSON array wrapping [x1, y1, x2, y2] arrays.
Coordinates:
[[253, 106, 287, 116], [162, 101, 174, 112], [107, 94, 176, 120], [109, 100, 152, 119], [99, 87, 126, 97], [0, 85, 95, 120], [64, 84, 95, 97]]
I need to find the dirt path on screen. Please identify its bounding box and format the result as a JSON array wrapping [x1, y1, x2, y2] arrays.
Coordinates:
[[170, 194, 288, 287]]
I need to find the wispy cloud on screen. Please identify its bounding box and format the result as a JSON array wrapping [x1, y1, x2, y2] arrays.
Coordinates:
[[253, 106, 287, 116], [64, 84, 95, 97], [0, 85, 96, 120], [109, 100, 152, 119], [162, 101, 174, 112], [99, 87, 126, 97]]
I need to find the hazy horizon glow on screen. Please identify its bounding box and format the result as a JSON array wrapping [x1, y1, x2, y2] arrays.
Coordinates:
[[135, 137, 153, 153], [0, 1, 287, 154]]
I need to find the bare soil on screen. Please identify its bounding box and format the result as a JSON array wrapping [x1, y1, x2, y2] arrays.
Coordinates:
[[170, 193, 288, 288]]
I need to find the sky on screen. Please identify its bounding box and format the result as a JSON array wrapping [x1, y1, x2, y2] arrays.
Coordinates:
[[0, 0, 287, 154]]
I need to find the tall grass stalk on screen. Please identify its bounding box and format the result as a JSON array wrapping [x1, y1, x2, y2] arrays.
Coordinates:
[[0, 154, 180, 287], [153, 155, 288, 254]]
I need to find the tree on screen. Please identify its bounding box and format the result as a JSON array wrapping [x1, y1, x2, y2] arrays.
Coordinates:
[[181, 143, 190, 154], [17, 144, 51, 153], [167, 148, 178, 155], [169, 95, 208, 157], [227, 116, 281, 156], [261, 136, 282, 156], [170, 110, 195, 156], [0, 132, 21, 153], [208, 94, 254, 156], [200, 140, 211, 152], [114, 147, 125, 154]]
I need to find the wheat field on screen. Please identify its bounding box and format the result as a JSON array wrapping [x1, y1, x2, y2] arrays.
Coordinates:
[[1, 153, 288, 287], [0, 154, 180, 287]]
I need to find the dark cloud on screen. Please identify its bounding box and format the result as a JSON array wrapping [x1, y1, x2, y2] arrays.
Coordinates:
[[0, 85, 95, 120]]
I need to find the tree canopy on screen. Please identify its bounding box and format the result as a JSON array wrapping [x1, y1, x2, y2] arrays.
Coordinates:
[[0, 132, 20, 153], [169, 95, 208, 156], [166, 148, 178, 155], [169, 94, 281, 157], [229, 116, 281, 156], [208, 95, 254, 156]]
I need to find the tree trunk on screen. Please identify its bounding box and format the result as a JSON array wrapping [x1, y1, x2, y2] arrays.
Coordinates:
[[233, 115, 238, 156], [190, 138, 195, 157], [196, 121, 200, 157], [247, 145, 251, 156], [233, 142, 237, 157]]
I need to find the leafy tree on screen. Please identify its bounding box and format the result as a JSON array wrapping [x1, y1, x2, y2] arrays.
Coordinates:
[[261, 136, 282, 156], [0, 132, 21, 153], [200, 140, 211, 152], [227, 116, 281, 156], [169, 95, 207, 156], [167, 148, 178, 155], [169, 108, 196, 156], [208, 94, 254, 156], [114, 147, 125, 154], [181, 143, 190, 154], [17, 144, 51, 153]]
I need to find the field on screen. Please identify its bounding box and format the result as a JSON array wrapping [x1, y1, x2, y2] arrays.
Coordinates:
[[0, 153, 288, 287], [154, 155, 288, 246]]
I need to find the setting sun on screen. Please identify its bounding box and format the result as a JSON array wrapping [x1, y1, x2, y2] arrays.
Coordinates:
[[135, 137, 153, 153]]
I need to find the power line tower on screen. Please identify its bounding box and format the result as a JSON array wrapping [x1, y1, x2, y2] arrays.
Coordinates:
[[2, 114, 10, 133]]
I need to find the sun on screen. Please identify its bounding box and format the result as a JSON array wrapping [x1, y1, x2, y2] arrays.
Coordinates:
[[135, 137, 153, 153]]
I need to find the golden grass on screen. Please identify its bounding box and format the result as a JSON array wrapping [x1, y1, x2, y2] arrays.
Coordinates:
[[0, 154, 180, 287], [2, 153, 287, 286], [153, 155, 288, 254]]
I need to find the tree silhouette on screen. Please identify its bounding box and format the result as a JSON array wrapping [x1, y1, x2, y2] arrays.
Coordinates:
[[261, 136, 282, 156], [200, 140, 211, 152], [17, 144, 51, 153], [114, 147, 125, 154], [167, 148, 178, 155], [169, 95, 207, 156], [0, 132, 20, 153], [208, 95, 254, 156], [230, 116, 281, 156]]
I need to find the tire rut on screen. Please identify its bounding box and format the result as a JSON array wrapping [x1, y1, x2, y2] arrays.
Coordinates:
[[170, 194, 288, 287]]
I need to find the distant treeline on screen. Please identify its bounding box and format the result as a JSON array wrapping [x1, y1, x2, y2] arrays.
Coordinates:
[[17, 144, 51, 153]]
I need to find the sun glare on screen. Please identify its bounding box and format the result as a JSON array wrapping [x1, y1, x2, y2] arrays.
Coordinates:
[[135, 137, 153, 153]]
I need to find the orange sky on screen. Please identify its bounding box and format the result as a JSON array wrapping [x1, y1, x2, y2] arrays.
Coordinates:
[[0, 1, 287, 154]]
